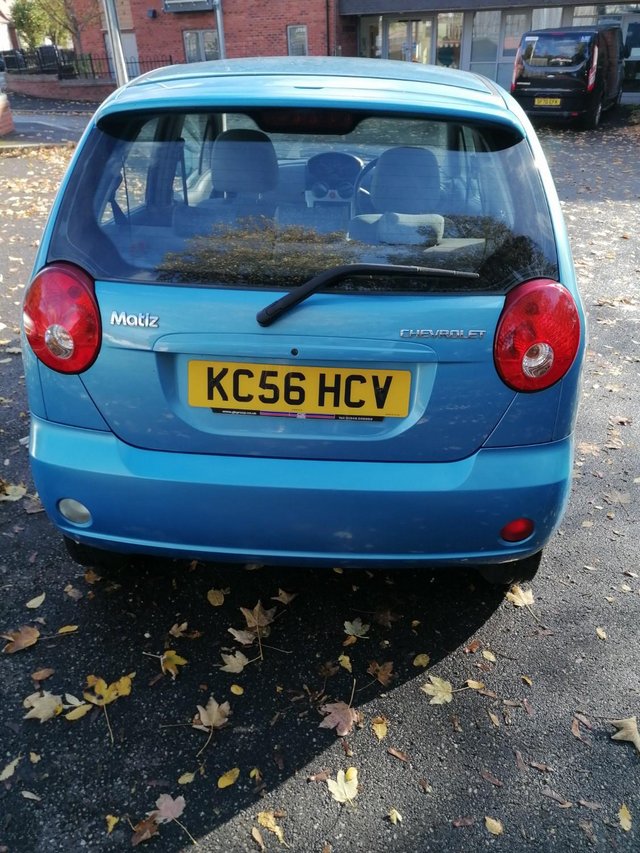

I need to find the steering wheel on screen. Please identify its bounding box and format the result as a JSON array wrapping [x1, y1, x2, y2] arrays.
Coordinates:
[[353, 158, 378, 215]]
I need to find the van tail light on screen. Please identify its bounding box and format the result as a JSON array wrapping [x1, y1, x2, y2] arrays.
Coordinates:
[[494, 279, 581, 392], [23, 263, 101, 374], [511, 46, 524, 93], [587, 45, 598, 91]]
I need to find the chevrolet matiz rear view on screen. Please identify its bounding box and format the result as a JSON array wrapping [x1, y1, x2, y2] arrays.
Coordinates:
[[21, 57, 585, 585]]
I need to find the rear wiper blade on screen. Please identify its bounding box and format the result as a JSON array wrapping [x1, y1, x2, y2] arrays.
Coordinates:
[[256, 263, 480, 327]]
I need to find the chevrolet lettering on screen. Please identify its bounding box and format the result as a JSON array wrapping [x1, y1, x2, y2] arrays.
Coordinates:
[[21, 56, 585, 587]]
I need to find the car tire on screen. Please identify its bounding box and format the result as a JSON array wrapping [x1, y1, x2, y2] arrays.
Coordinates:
[[477, 551, 542, 586], [63, 535, 137, 572]]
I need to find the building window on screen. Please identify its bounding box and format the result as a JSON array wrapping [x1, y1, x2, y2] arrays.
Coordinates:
[[360, 16, 382, 58], [436, 12, 462, 68], [532, 7, 562, 29], [471, 11, 499, 62], [183, 30, 219, 62], [502, 12, 528, 57], [572, 5, 599, 26], [287, 25, 308, 56]]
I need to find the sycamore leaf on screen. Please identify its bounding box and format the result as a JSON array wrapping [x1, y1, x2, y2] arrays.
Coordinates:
[[344, 617, 369, 639], [64, 703, 93, 721], [228, 627, 257, 646], [413, 653, 431, 668], [327, 767, 358, 804], [106, 814, 119, 834], [0, 755, 22, 781], [84, 568, 102, 584], [23, 690, 63, 722], [220, 650, 250, 673], [218, 767, 240, 789], [131, 816, 159, 846], [193, 696, 230, 731], [271, 588, 297, 605], [619, 803, 632, 832], [161, 649, 187, 680], [257, 810, 286, 844], [485, 817, 504, 836], [319, 701, 359, 737], [25, 592, 45, 609], [338, 654, 352, 673], [152, 793, 186, 824], [84, 673, 134, 706], [609, 717, 640, 754], [420, 675, 453, 705], [506, 585, 534, 608], [169, 621, 188, 638], [2, 625, 40, 653], [371, 715, 388, 741], [241, 601, 276, 629], [367, 660, 394, 687], [388, 808, 403, 825]]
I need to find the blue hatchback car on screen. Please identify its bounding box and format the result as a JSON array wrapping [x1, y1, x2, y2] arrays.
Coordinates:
[[21, 57, 584, 584]]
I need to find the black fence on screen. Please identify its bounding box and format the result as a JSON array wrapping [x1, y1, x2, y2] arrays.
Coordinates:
[[0, 47, 173, 81]]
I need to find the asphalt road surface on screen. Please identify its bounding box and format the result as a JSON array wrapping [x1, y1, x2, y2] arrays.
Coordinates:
[[0, 104, 639, 853]]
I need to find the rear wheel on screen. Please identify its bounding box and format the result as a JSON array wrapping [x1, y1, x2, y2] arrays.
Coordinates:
[[477, 551, 542, 586]]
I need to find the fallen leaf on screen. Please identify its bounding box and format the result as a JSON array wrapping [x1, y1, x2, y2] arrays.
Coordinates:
[[0, 482, 27, 502], [228, 627, 256, 646], [608, 717, 640, 754], [452, 816, 475, 828], [106, 814, 119, 833], [23, 690, 63, 722], [271, 588, 297, 605], [466, 679, 485, 690], [542, 786, 573, 808], [482, 649, 497, 663], [307, 769, 331, 783], [488, 711, 500, 728], [193, 696, 231, 731], [29, 752, 41, 764], [344, 617, 370, 639], [257, 810, 286, 844], [596, 627, 607, 641], [463, 640, 482, 654], [327, 767, 358, 803], [251, 826, 266, 851], [338, 654, 352, 673], [21, 790, 41, 801], [371, 715, 388, 741], [25, 592, 45, 609], [319, 701, 359, 737], [207, 588, 226, 607], [0, 755, 22, 781], [367, 660, 394, 686], [619, 803, 632, 832], [178, 771, 196, 785], [230, 684, 244, 696], [31, 667, 54, 682], [2, 625, 40, 653], [480, 769, 503, 787], [241, 601, 276, 630], [220, 650, 250, 673], [506, 585, 534, 608], [412, 653, 430, 668], [131, 815, 159, 846], [152, 793, 186, 823], [218, 767, 240, 789], [64, 703, 92, 721], [387, 746, 409, 762], [64, 584, 83, 601], [388, 808, 402, 825], [84, 673, 134, 706], [57, 625, 78, 635], [161, 650, 187, 680], [420, 675, 453, 705], [169, 621, 189, 638], [485, 816, 504, 836]]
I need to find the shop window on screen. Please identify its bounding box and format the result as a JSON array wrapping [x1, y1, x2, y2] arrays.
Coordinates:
[[360, 16, 382, 58], [532, 8, 562, 29], [471, 11, 499, 62], [572, 6, 599, 26], [502, 12, 528, 57], [437, 12, 462, 67], [287, 25, 308, 56]]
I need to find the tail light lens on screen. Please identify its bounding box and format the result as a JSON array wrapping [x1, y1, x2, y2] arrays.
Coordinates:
[[587, 45, 598, 92], [23, 263, 101, 374], [494, 279, 581, 392], [511, 46, 523, 93]]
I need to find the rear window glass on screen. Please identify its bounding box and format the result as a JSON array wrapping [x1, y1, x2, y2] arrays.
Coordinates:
[[48, 108, 558, 293], [521, 33, 592, 67]]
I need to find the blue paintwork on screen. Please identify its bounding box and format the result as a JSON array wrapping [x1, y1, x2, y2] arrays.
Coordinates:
[[22, 56, 585, 569]]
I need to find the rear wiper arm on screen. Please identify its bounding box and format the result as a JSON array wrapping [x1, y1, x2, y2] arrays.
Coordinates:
[[256, 263, 479, 327]]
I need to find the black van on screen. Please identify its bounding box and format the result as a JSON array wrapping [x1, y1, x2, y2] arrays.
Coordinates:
[[511, 26, 626, 128]]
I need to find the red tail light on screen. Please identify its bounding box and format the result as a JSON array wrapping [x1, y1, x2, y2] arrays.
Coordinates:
[[511, 46, 524, 93], [494, 279, 580, 392], [587, 45, 598, 92], [23, 263, 101, 374]]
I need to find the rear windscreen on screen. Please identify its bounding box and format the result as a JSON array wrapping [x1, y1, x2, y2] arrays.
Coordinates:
[[47, 108, 558, 294], [522, 33, 592, 67]]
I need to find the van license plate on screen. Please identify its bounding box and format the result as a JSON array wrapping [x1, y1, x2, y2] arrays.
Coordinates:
[[188, 360, 411, 418], [535, 97, 561, 107]]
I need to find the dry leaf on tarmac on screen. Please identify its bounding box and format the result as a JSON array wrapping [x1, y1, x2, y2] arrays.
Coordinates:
[[343, 617, 369, 639], [0, 755, 22, 781], [485, 817, 504, 836], [338, 654, 352, 673], [83, 673, 134, 706], [252, 827, 266, 851], [218, 767, 240, 788], [207, 588, 227, 607], [371, 715, 388, 741], [327, 767, 358, 803], [2, 625, 40, 653], [220, 650, 250, 673], [241, 601, 276, 630], [257, 810, 287, 844], [228, 627, 257, 646], [413, 653, 430, 667], [0, 481, 27, 502], [367, 660, 394, 686], [420, 675, 453, 704], [152, 793, 186, 823], [161, 650, 187, 680], [31, 667, 54, 682], [506, 585, 534, 607], [193, 696, 231, 731], [319, 701, 360, 736], [25, 592, 45, 609], [271, 588, 297, 605], [388, 808, 403, 825], [106, 814, 119, 833], [596, 627, 607, 641], [131, 815, 159, 846], [619, 803, 632, 831], [23, 690, 63, 722], [608, 717, 640, 754]]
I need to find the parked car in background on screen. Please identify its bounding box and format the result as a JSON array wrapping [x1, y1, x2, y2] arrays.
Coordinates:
[[21, 57, 585, 585], [511, 25, 626, 128]]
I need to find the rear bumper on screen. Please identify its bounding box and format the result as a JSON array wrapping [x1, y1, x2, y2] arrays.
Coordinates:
[[512, 92, 594, 120], [30, 415, 574, 568]]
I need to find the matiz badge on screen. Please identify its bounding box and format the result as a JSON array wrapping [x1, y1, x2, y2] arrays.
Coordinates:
[[110, 311, 159, 328]]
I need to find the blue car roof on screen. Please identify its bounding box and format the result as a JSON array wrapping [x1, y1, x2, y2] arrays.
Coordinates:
[[96, 56, 521, 130]]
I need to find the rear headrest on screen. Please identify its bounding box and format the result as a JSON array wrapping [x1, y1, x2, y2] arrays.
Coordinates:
[[371, 147, 441, 214], [211, 129, 278, 194]]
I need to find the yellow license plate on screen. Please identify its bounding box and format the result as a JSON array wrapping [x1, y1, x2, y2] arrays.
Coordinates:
[[535, 97, 561, 107], [188, 360, 411, 419]]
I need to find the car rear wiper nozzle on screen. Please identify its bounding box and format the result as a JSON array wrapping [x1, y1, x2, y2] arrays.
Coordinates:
[[256, 263, 480, 327]]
